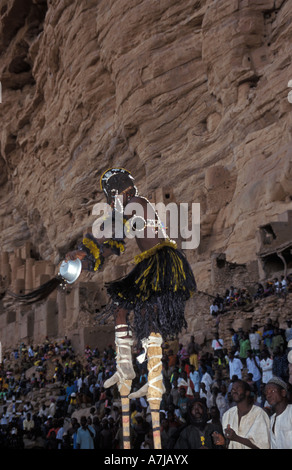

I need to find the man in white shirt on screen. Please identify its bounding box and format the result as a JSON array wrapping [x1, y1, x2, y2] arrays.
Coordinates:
[[210, 302, 219, 316], [265, 377, 292, 449], [189, 365, 200, 393], [281, 276, 287, 294], [222, 380, 270, 449], [201, 365, 213, 393], [246, 350, 262, 397], [260, 350, 273, 384], [228, 352, 243, 380], [249, 326, 261, 353]]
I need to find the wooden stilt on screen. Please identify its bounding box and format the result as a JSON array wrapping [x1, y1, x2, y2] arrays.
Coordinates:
[[146, 332, 164, 450], [120, 381, 132, 449], [150, 401, 162, 449], [103, 323, 134, 449]]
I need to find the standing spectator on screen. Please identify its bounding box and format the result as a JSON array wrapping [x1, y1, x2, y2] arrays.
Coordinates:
[[263, 324, 274, 351], [76, 415, 95, 449], [211, 334, 224, 357], [201, 365, 213, 393], [246, 350, 262, 398], [274, 278, 281, 295], [132, 415, 150, 450], [177, 344, 188, 363], [285, 320, 292, 343], [215, 383, 229, 419], [46, 418, 60, 441], [228, 351, 243, 380], [22, 412, 35, 439], [56, 418, 65, 449], [280, 276, 287, 297], [249, 326, 261, 354], [161, 418, 177, 449], [189, 365, 200, 393], [187, 336, 199, 370], [100, 419, 113, 449], [239, 333, 250, 365], [177, 387, 190, 422], [199, 382, 213, 410], [272, 347, 289, 382], [265, 377, 292, 449], [167, 349, 177, 378], [229, 328, 239, 349], [221, 380, 270, 449], [92, 416, 102, 449], [48, 398, 56, 418], [67, 417, 79, 449], [260, 349, 274, 384], [271, 327, 285, 354], [38, 404, 48, 420], [169, 379, 179, 407], [28, 345, 35, 360]]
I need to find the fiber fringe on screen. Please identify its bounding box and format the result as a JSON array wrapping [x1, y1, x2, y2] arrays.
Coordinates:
[[105, 243, 196, 341]]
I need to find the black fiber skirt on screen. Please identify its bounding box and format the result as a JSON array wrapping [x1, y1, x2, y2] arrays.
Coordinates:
[[105, 240, 196, 341]]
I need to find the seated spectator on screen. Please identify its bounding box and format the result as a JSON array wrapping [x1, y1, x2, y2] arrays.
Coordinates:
[[210, 301, 219, 317], [264, 281, 274, 297], [254, 283, 264, 300], [214, 293, 224, 312]]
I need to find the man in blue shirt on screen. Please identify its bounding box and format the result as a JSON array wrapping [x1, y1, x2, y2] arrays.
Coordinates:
[[76, 416, 96, 449]]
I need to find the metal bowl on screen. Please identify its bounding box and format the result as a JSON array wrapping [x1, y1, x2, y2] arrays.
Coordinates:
[[58, 258, 82, 284]]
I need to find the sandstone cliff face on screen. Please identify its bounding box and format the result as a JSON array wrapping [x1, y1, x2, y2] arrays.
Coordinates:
[[0, 0, 292, 349]]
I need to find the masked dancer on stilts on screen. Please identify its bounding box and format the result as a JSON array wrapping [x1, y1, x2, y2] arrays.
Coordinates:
[[11, 168, 196, 449], [69, 168, 197, 449]]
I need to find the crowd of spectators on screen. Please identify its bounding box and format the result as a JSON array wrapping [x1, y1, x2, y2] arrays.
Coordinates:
[[209, 275, 292, 317], [0, 280, 292, 449]]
